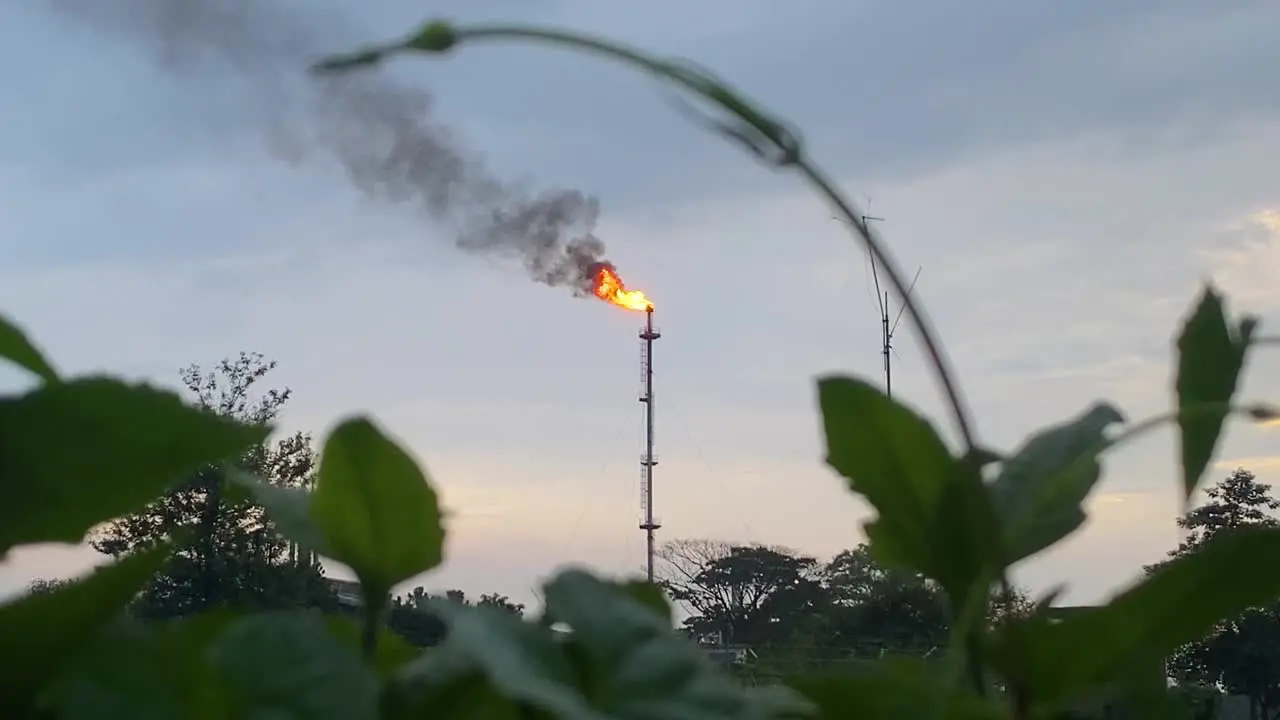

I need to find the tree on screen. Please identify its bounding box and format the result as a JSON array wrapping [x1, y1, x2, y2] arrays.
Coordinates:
[[385, 587, 525, 648], [822, 545, 949, 656], [1170, 467, 1280, 552], [987, 584, 1036, 629], [1154, 468, 1280, 719], [92, 353, 335, 618], [656, 539, 827, 648], [387, 587, 446, 647], [477, 592, 526, 616], [420, 588, 525, 616], [26, 578, 72, 596]]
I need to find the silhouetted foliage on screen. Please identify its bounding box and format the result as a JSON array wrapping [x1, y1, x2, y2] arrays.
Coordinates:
[[91, 353, 335, 618]]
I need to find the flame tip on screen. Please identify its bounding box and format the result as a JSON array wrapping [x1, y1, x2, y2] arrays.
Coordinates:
[[591, 265, 653, 312]]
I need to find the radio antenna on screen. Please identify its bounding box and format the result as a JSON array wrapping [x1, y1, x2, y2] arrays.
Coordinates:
[[836, 198, 922, 398]]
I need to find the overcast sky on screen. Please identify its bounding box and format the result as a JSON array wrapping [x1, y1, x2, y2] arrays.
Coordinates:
[[1, 0, 1278, 606]]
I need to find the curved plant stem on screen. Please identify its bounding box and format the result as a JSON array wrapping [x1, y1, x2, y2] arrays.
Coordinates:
[[342, 22, 981, 452]]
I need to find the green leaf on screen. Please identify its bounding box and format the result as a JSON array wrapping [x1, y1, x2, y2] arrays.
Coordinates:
[[0, 543, 172, 715], [386, 644, 523, 720], [1176, 285, 1257, 498], [989, 402, 1125, 563], [818, 377, 998, 607], [614, 579, 674, 626], [996, 526, 1280, 702], [742, 686, 817, 720], [323, 615, 419, 678], [388, 676, 523, 720], [47, 612, 236, 720], [1111, 657, 1192, 720], [542, 569, 810, 719], [209, 611, 380, 720], [310, 417, 445, 602], [407, 602, 587, 719], [0, 378, 269, 556], [928, 463, 1002, 616], [783, 659, 1004, 719], [49, 610, 417, 719], [817, 376, 955, 573], [403, 573, 809, 718], [0, 313, 58, 382]]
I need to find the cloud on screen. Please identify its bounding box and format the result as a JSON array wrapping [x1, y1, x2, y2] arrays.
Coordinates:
[[1215, 457, 1280, 472], [23, 0, 1274, 223], [401, 0, 1280, 210], [1203, 209, 1280, 310]]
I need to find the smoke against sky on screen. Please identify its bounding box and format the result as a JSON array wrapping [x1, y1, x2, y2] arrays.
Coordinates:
[[45, 0, 611, 293]]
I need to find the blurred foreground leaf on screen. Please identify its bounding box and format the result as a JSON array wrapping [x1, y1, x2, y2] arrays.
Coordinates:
[[0, 313, 58, 382], [817, 376, 955, 573], [0, 543, 172, 715], [990, 402, 1125, 562], [311, 417, 445, 605], [48, 612, 235, 719], [819, 377, 998, 609], [0, 378, 267, 555], [210, 612, 380, 720], [1176, 286, 1257, 498], [542, 568, 811, 718], [784, 658, 1004, 719], [995, 526, 1280, 703]]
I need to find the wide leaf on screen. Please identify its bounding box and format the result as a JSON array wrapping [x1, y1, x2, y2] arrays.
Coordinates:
[[209, 612, 380, 720], [995, 526, 1280, 702], [1175, 286, 1257, 498], [49, 609, 417, 719], [0, 313, 58, 382], [784, 659, 1004, 719], [0, 544, 172, 715], [310, 417, 445, 602], [47, 612, 236, 719], [323, 614, 420, 678], [0, 378, 268, 555], [541, 568, 812, 719], [615, 579, 674, 626], [926, 463, 1003, 618], [387, 665, 523, 720], [817, 376, 955, 573], [989, 402, 1125, 563], [405, 601, 587, 719]]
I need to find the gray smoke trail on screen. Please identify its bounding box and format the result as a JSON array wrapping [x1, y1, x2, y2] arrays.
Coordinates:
[[44, 0, 615, 293]]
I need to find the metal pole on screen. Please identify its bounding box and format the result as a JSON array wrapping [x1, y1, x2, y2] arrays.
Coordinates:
[[640, 307, 660, 582], [883, 290, 892, 398]]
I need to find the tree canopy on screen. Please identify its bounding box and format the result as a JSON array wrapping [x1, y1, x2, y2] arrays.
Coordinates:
[[1154, 468, 1280, 718], [91, 353, 335, 617], [654, 537, 1026, 666]]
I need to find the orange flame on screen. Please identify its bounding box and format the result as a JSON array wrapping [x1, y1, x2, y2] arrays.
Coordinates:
[[592, 265, 653, 312]]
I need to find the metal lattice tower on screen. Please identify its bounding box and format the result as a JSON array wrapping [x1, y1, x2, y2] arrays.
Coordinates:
[[639, 307, 661, 582]]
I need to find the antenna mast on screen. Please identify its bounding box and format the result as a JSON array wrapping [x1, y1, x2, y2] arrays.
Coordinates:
[[842, 200, 922, 398], [639, 307, 661, 582]]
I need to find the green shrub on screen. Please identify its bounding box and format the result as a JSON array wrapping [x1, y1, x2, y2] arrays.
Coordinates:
[[3, 16, 1278, 720]]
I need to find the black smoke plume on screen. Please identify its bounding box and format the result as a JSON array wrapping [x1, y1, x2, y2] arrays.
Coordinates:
[[45, 0, 609, 293]]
